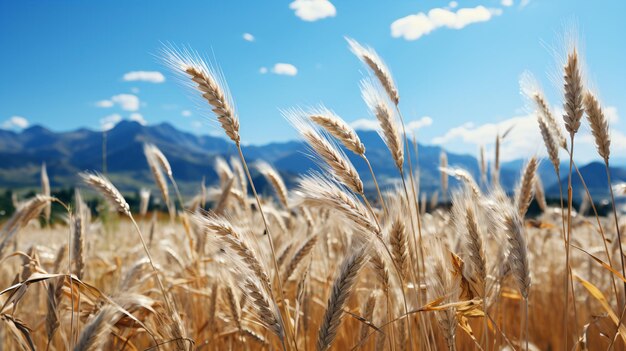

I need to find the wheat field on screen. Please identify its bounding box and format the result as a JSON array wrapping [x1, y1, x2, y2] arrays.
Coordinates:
[[0, 38, 624, 351]]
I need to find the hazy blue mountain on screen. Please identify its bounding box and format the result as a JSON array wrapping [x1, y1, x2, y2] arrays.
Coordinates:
[[1, 121, 619, 200]]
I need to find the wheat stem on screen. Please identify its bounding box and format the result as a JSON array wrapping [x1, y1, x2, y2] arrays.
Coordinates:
[[235, 143, 296, 351]]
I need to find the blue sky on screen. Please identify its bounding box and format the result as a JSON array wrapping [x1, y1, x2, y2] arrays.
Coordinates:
[[1, 0, 625, 162]]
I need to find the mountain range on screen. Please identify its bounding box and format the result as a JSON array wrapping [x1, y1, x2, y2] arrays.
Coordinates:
[[0, 120, 622, 202]]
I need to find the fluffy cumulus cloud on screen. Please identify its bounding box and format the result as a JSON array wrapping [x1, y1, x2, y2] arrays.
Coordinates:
[[272, 63, 298, 76], [243, 33, 255, 42], [289, 0, 336, 22], [501, 0, 513, 6], [351, 116, 433, 134], [406, 116, 433, 133], [100, 114, 122, 131], [96, 94, 140, 111], [431, 106, 626, 162], [122, 71, 165, 83], [432, 113, 540, 161], [448, 1, 458, 9], [1, 116, 29, 130], [129, 113, 147, 125], [391, 5, 501, 41]]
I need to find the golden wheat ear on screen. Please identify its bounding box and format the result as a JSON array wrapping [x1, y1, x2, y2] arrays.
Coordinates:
[[317, 245, 368, 351], [161, 45, 240, 144], [346, 37, 399, 105]]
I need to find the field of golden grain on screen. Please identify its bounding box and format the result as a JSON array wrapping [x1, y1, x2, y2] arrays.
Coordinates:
[[0, 38, 623, 351]]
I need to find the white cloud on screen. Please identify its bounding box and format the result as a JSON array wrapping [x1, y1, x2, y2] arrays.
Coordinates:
[[350, 119, 380, 131], [351, 116, 433, 134], [181, 110, 192, 117], [122, 71, 165, 83], [243, 33, 255, 42], [1, 116, 29, 130], [289, 0, 336, 22], [96, 100, 114, 108], [406, 116, 433, 133], [129, 113, 147, 125], [391, 5, 501, 41], [100, 114, 122, 131], [112, 94, 140, 111], [432, 113, 541, 161], [501, 0, 513, 6], [97, 94, 140, 111], [272, 63, 298, 76], [259, 67, 268, 74], [449, 1, 458, 8], [430, 106, 625, 163]]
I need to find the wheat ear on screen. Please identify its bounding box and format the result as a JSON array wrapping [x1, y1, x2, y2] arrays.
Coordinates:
[[194, 212, 271, 290], [347, 37, 399, 105], [162, 46, 240, 143], [41, 163, 51, 224], [73, 306, 119, 351], [299, 175, 380, 238], [257, 161, 289, 209], [310, 111, 365, 156], [72, 190, 86, 280], [283, 235, 318, 284], [389, 218, 408, 281], [317, 246, 368, 351], [361, 78, 403, 170], [515, 156, 538, 218], [583, 91, 610, 161], [288, 110, 363, 194], [359, 291, 377, 343], [143, 144, 171, 216], [563, 49, 584, 137], [537, 117, 561, 174]]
